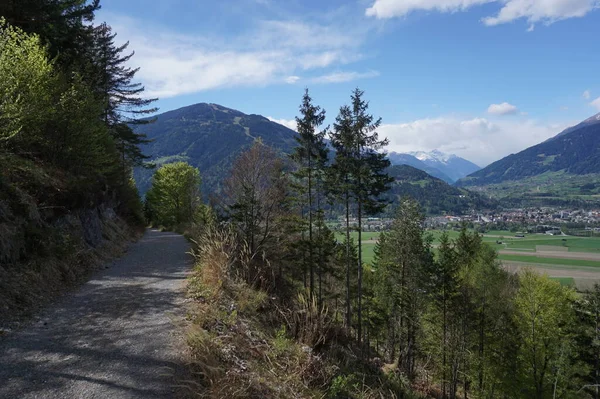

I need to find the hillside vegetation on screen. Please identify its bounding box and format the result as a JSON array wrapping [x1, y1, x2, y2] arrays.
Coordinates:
[[0, 2, 153, 323], [133, 103, 298, 196], [458, 114, 600, 187], [160, 89, 600, 399], [386, 165, 496, 215]]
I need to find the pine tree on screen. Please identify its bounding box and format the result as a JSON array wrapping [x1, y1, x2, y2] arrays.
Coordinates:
[[290, 89, 328, 301], [329, 104, 356, 331], [90, 23, 157, 180], [349, 88, 392, 346], [90, 23, 158, 126], [374, 198, 433, 376], [0, 0, 101, 73]]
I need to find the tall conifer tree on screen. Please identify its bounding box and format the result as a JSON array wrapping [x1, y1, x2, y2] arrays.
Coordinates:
[[349, 88, 392, 345], [290, 89, 328, 301]]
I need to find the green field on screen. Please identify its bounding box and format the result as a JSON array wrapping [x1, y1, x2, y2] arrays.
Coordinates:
[[332, 229, 600, 268], [550, 277, 576, 287], [497, 254, 600, 268]]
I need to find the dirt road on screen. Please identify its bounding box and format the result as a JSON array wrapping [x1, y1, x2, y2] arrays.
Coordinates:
[[0, 229, 192, 399]]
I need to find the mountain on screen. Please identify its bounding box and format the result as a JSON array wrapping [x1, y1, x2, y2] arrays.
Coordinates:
[[133, 103, 297, 196], [385, 165, 496, 215], [387, 152, 453, 183], [457, 112, 600, 187], [408, 149, 480, 182]]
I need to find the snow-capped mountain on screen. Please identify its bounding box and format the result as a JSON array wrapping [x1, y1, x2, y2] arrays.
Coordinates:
[[401, 150, 480, 182], [387, 152, 453, 183]]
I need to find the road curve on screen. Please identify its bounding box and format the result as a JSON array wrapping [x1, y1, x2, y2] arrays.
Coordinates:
[[0, 229, 192, 399]]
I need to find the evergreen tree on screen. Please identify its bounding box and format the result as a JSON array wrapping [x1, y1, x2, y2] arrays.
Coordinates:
[[90, 22, 158, 126], [373, 198, 433, 376], [90, 23, 156, 180], [329, 104, 356, 331], [423, 233, 460, 398], [0, 0, 101, 73], [290, 89, 328, 301], [349, 88, 392, 345]]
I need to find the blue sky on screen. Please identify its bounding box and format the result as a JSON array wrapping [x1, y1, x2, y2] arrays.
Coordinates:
[[98, 0, 600, 166]]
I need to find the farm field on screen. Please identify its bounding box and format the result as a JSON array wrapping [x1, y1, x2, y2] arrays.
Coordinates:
[[497, 254, 600, 268], [333, 228, 600, 289]]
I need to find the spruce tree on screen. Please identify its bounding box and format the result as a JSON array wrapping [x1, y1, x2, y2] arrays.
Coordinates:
[[329, 104, 356, 331], [290, 89, 328, 301], [89, 23, 157, 181], [90, 22, 158, 126], [349, 88, 392, 345]]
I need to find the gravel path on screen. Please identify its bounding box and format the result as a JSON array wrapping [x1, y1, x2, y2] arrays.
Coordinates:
[[0, 229, 192, 399]]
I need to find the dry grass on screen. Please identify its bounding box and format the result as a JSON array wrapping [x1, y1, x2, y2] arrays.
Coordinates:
[[182, 226, 424, 398]]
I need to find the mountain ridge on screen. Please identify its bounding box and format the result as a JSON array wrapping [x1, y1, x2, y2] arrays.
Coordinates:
[[133, 102, 298, 196], [457, 112, 600, 187], [388, 150, 479, 183]]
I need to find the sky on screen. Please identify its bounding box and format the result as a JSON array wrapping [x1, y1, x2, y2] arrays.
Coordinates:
[[97, 0, 600, 166]]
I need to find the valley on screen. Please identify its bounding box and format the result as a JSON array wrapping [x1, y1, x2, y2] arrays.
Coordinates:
[[3, 1, 600, 397], [337, 229, 600, 289]]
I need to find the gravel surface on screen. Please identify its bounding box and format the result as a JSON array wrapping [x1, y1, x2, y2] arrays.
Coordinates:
[[0, 229, 192, 399]]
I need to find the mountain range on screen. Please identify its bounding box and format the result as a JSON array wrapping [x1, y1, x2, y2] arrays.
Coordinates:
[[133, 103, 297, 196], [387, 150, 480, 183], [133, 102, 493, 214], [457, 112, 600, 187], [385, 165, 496, 215]]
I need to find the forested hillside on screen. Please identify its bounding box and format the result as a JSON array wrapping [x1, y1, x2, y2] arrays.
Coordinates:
[[133, 103, 298, 195], [457, 113, 600, 186], [386, 165, 496, 214], [0, 2, 153, 321], [176, 89, 600, 398]]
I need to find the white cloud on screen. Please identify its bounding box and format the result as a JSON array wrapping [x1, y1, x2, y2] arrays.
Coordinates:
[[267, 116, 297, 131], [483, 0, 599, 26], [310, 70, 380, 84], [591, 97, 600, 111], [366, 0, 492, 18], [378, 116, 571, 166], [285, 76, 300, 84], [583, 89, 591, 99], [487, 102, 518, 115], [366, 0, 600, 28], [104, 14, 369, 98]]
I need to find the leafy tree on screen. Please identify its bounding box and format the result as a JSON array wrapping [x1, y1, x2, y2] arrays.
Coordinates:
[[0, 20, 55, 143], [0, 0, 100, 74], [578, 284, 600, 399], [146, 162, 201, 227], [222, 141, 289, 287], [514, 270, 579, 399]]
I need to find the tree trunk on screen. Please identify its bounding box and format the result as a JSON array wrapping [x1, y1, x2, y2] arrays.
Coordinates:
[[357, 198, 362, 347], [345, 190, 351, 332], [308, 155, 314, 300]]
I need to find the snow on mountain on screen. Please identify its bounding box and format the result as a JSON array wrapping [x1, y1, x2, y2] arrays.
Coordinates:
[[409, 149, 454, 165], [401, 149, 480, 182]]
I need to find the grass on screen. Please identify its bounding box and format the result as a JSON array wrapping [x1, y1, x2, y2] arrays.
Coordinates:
[[550, 277, 576, 287], [332, 228, 600, 268], [185, 227, 423, 398], [498, 254, 600, 268]]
